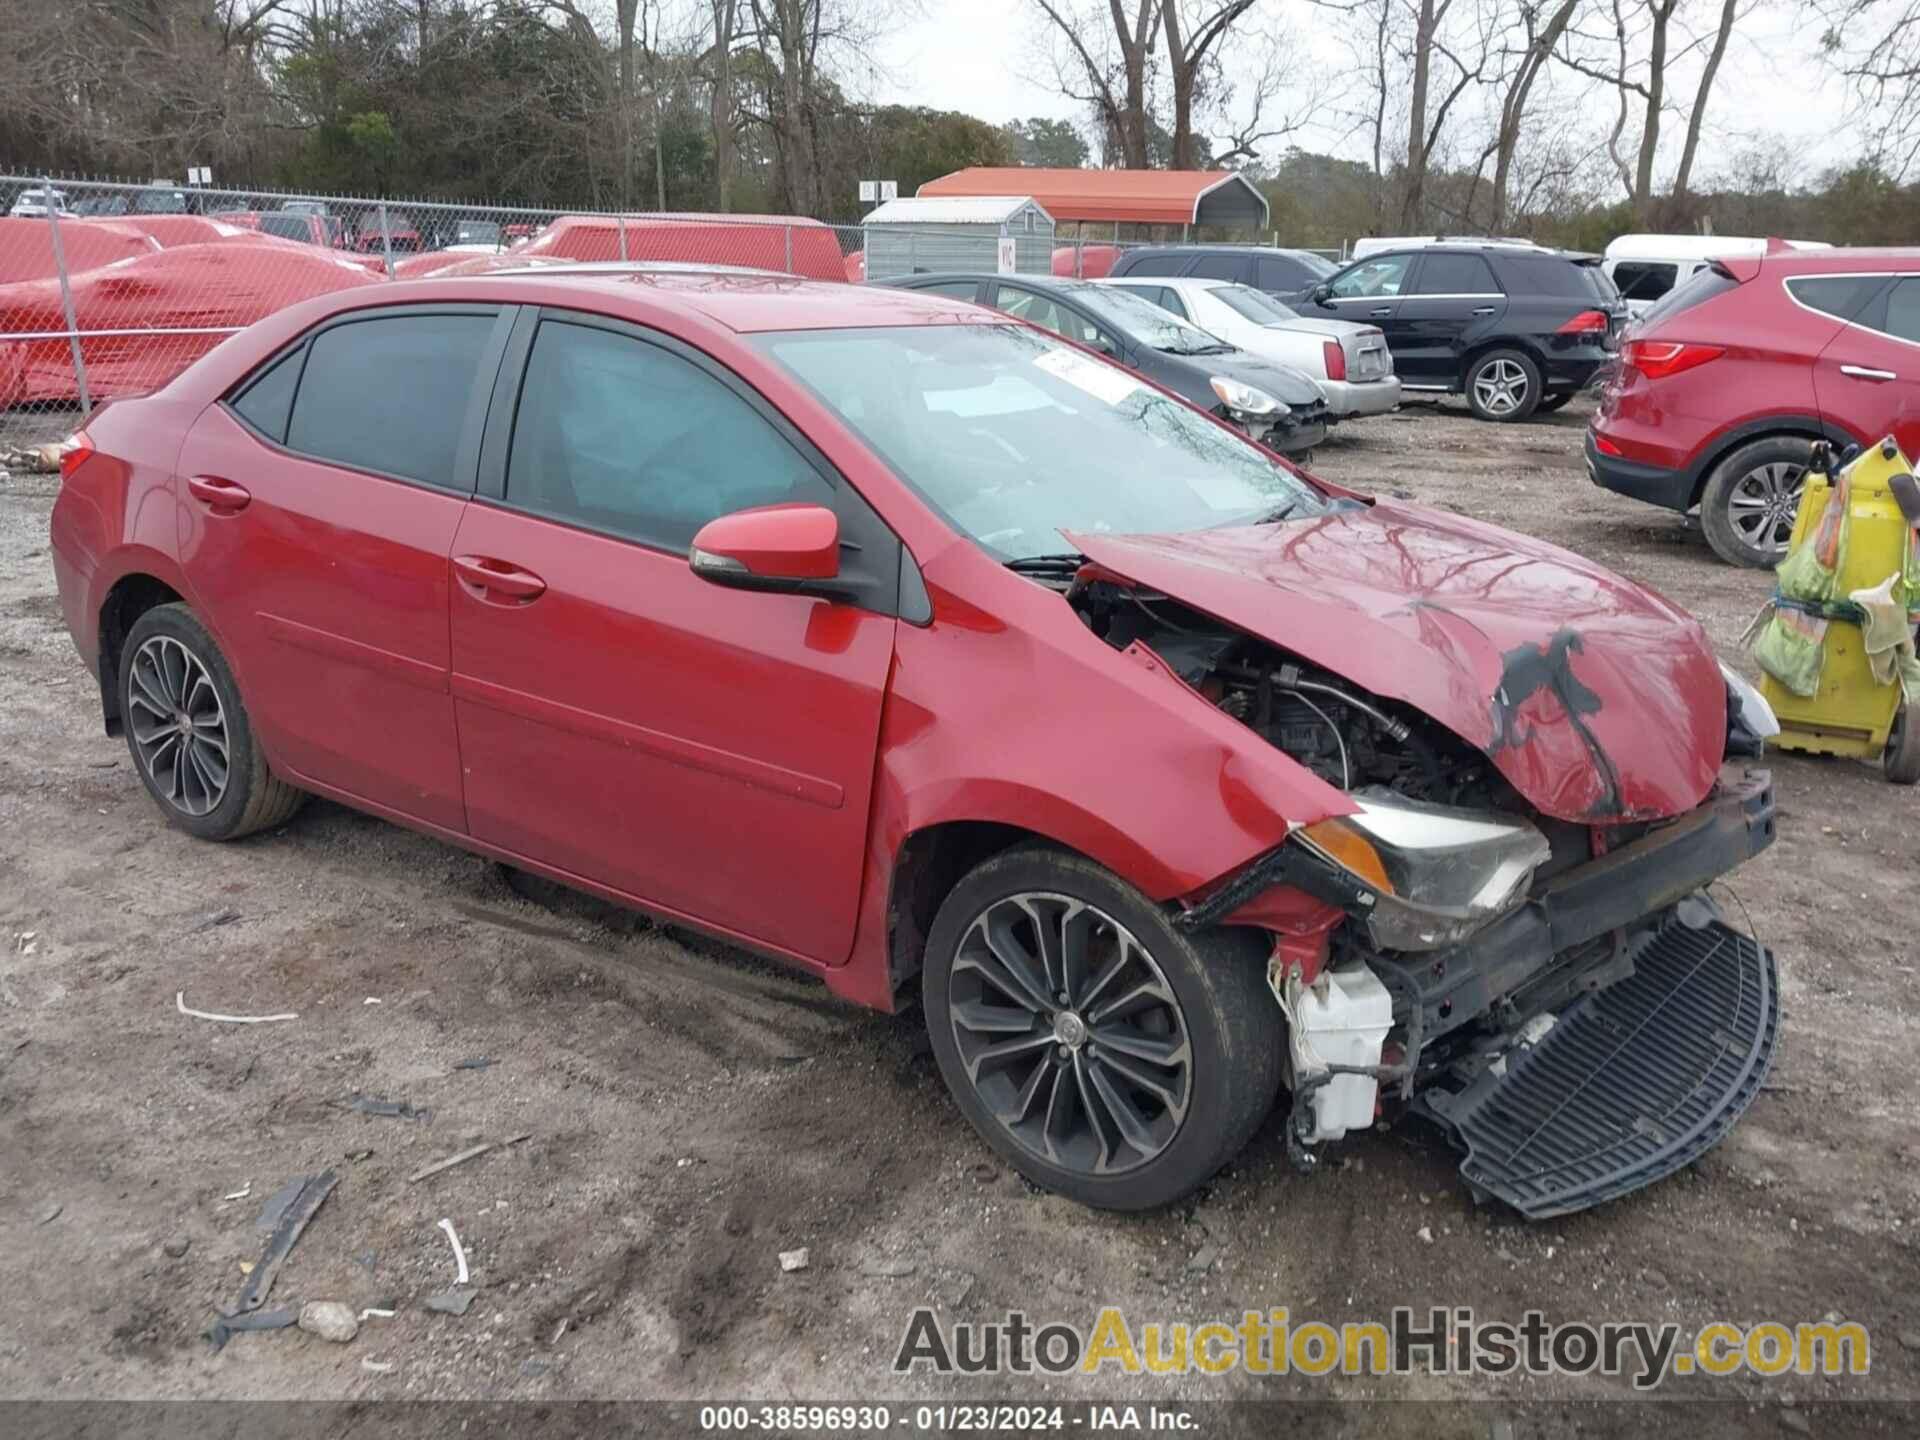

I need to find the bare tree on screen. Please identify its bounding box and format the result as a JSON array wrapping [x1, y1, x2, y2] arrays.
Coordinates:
[[1817, 0, 1920, 178], [1027, 0, 1160, 168], [1484, 0, 1582, 230], [705, 0, 744, 208], [1559, 0, 1743, 224], [1160, 1, 1257, 168]]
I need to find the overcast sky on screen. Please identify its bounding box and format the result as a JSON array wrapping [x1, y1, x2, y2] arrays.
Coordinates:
[[862, 0, 1856, 196]]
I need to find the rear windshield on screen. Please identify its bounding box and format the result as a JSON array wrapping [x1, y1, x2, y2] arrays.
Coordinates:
[[1638, 264, 1741, 327], [1499, 255, 1600, 298], [1214, 285, 1300, 322]]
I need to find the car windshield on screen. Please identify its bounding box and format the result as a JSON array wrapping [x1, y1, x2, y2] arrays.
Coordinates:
[[134, 190, 187, 213], [456, 220, 501, 244], [1077, 284, 1234, 354], [755, 323, 1326, 562], [1213, 285, 1301, 323]]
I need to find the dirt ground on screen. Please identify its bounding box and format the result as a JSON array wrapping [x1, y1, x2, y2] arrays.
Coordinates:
[[1, 394, 1916, 1431]]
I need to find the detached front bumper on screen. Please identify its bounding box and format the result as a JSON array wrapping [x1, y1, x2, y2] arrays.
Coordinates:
[[1371, 768, 1775, 1045]]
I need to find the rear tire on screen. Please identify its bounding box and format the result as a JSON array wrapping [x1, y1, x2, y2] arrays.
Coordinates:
[[1887, 704, 1920, 785], [119, 604, 306, 841], [921, 844, 1284, 1211], [1700, 436, 1813, 568], [1464, 349, 1542, 422]]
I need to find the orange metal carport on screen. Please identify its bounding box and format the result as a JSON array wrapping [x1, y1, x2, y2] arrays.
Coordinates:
[[917, 168, 1268, 231]]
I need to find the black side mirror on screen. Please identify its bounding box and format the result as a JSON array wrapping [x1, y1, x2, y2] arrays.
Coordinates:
[[1310, 283, 1333, 305]]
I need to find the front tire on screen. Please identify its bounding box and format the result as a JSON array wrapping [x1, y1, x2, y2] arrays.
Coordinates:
[[1887, 703, 1920, 785], [921, 845, 1284, 1211], [1465, 348, 1542, 422], [120, 603, 306, 840], [1700, 436, 1812, 568]]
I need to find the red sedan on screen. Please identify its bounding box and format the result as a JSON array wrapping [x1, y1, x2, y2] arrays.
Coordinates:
[[50, 267, 1782, 1214]]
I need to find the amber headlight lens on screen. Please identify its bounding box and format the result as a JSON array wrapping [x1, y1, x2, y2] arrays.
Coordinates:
[[1293, 790, 1551, 951]]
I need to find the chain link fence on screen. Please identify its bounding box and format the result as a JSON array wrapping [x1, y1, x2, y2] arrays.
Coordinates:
[[0, 170, 1320, 457]]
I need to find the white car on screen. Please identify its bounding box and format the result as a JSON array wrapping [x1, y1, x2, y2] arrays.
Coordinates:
[[1099, 275, 1401, 419], [1601, 233, 1832, 316], [9, 187, 71, 218]]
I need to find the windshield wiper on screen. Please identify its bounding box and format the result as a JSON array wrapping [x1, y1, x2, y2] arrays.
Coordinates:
[[1004, 552, 1087, 576], [1253, 499, 1304, 524], [1170, 342, 1236, 356]]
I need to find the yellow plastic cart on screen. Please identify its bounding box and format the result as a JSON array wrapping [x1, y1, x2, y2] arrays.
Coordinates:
[[1758, 438, 1920, 783]]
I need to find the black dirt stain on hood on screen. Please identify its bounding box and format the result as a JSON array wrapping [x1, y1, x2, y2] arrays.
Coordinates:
[[1488, 628, 1625, 819]]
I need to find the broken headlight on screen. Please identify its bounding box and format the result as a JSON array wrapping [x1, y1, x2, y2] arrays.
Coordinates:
[[1292, 789, 1551, 952], [1209, 376, 1288, 417]]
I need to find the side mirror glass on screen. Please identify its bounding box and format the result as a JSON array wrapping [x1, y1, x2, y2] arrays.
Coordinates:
[[689, 503, 840, 593]]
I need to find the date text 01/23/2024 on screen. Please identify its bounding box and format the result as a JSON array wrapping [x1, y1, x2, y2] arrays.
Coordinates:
[[696, 1404, 1198, 1432]]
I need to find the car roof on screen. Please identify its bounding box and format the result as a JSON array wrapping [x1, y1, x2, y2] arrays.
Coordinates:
[[1603, 233, 1832, 261], [1755, 246, 1920, 272], [1122, 243, 1320, 257], [374, 267, 997, 333]]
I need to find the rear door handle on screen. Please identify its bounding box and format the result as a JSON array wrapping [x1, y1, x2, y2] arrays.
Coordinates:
[[1471, 306, 1498, 316], [453, 555, 546, 602], [186, 474, 250, 512], [1368, 307, 1393, 317], [1840, 364, 1897, 382]]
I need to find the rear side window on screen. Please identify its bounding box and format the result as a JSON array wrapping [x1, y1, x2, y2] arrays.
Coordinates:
[[917, 281, 981, 300], [1186, 253, 1247, 282], [1611, 261, 1677, 302], [286, 312, 497, 490], [1882, 278, 1920, 343], [1118, 252, 1191, 277], [1498, 256, 1595, 298], [1254, 255, 1314, 291], [1412, 253, 1500, 295], [228, 346, 304, 444], [1786, 274, 1886, 322], [504, 320, 833, 553]]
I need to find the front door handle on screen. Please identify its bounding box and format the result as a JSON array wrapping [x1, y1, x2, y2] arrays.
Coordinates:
[[1369, 307, 1393, 317], [1471, 305, 1498, 316], [1839, 364, 1897, 382], [453, 555, 546, 602], [186, 474, 250, 513]]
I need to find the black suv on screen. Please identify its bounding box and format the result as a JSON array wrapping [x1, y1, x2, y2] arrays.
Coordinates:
[[1285, 245, 1625, 421], [1109, 244, 1337, 296]]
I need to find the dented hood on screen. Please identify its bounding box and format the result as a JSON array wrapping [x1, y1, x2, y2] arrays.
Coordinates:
[[1065, 501, 1726, 823]]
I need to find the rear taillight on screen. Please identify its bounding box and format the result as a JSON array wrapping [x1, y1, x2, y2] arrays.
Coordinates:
[[1557, 309, 1610, 336], [1322, 340, 1347, 382], [58, 429, 94, 482], [1622, 339, 1724, 380]]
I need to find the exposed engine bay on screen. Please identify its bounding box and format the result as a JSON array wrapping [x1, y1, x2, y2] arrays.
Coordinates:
[[1066, 571, 1783, 1219], [1071, 576, 1512, 812]]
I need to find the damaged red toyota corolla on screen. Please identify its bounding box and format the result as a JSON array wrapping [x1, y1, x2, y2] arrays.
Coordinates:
[[49, 270, 1783, 1216]]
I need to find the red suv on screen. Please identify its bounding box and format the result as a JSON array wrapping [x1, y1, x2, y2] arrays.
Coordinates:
[[1588, 246, 1920, 566], [50, 269, 1781, 1215]]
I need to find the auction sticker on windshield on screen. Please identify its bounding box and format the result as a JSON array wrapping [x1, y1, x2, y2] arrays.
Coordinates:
[[1033, 345, 1142, 407]]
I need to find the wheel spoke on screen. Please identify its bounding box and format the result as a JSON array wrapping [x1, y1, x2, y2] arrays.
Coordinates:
[[1089, 1025, 1184, 1068], [964, 1031, 1057, 1081], [952, 952, 1047, 1014], [129, 634, 229, 817], [951, 998, 1041, 1036], [1092, 1046, 1185, 1111], [1088, 977, 1170, 1027], [1083, 1054, 1157, 1157], [1000, 1055, 1057, 1127], [978, 912, 1055, 1012]]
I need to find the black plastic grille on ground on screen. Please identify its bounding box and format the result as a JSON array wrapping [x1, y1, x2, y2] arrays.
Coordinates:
[[1426, 916, 1778, 1219]]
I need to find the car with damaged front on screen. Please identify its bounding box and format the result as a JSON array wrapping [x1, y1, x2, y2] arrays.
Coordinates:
[[49, 267, 1782, 1216]]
